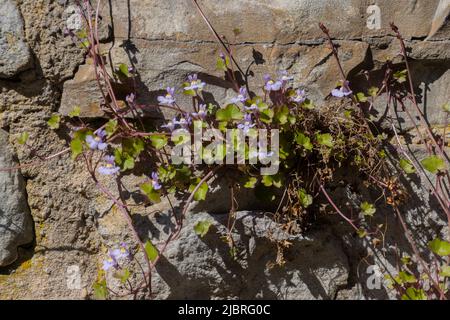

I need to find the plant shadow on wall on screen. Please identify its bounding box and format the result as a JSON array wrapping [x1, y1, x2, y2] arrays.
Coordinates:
[[3, 0, 449, 300]]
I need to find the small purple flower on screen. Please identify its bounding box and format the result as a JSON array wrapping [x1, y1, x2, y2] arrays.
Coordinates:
[[151, 172, 162, 190], [331, 81, 353, 98], [291, 89, 307, 103], [110, 243, 131, 261], [184, 74, 206, 92], [102, 257, 118, 271], [173, 115, 192, 129], [192, 104, 207, 119], [237, 114, 256, 134], [264, 74, 282, 92], [86, 129, 108, 151], [161, 118, 177, 131], [126, 93, 135, 105], [98, 155, 120, 175], [230, 87, 249, 104], [278, 70, 294, 83], [157, 87, 176, 106], [244, 103, 259, 112]]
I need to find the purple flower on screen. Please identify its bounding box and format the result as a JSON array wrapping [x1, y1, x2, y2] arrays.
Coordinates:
[[184, 74, 206, 92], [331, 81, 353, 98], [173, 115, 192, 129], [102, 256, 118, 271], [98, 155, 120, 175], [192, 104, 207, 119], [244, 103, 259, 112], [151, 172, 162, 190], [86, 129, 108, 151], [126, 93, 135, 105], [157, 87, 176, 106], [264, 74, 282, 92], [291, 89, 307, 103], [237, 114, 256, 134], [110, 243, 131, 261], [161, 118, 177, 131], [231, 87, 249, 104], [278, 70, 294, 84]]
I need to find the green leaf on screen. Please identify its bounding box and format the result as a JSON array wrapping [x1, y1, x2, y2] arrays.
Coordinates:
[[400, 158, 416, 174], [301, 99, 315, 110], [428, 238, 450, 256], [144, 240, 158, 263], [118, 63, 129, 77], [360, 201, 376, 217], [316, 133, 334, 148], [440, 265, 450, 277], [140, 182, 161, 203], [47, 114, 60, 130], [259, 108, 274, 124], [442, 103, 450, 113], [215, 104, 243, 122], [398, 271, 417, 284], [216, 55, 230, 71], [421, 155, 446, 174], [189, 181, 208, 201], [105, 119, 118, 137], [113, 268, 130, 284], [295, 132, 313, 151], [70, 138, 83, 160], [394, 69, 407, 83], [297, 188, 313, 208], [17, 132, 29, 145], [274, 105, 289, 125], [357, 229, 367, 238], [243, 176, 258, 189], [93, 280, 108, 300], [150, 134, 168, 150], [194, 220, 212, 238], [368, 87, 379, 97], [401, 287, 427, 300], [68, 106, 81, 118], [261, 174, 283, 188], [356, 92, 368, 103]]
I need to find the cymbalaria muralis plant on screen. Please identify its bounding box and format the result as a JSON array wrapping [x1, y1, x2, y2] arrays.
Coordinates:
[[3, 0, 449, 300]]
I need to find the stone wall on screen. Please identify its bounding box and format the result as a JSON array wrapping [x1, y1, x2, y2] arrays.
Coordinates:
[[0, 0, 449, 299]]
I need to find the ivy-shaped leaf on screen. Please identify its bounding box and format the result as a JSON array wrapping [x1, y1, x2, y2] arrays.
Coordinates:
[[440, 265, 450, 277], [298, 188, 313, 208], [215, 104, 243, 122], [118, 63, 130, 77], [243, 176, 258, 189], [150, 134, 168, 150], [421, 156, 446, 174], [399, 158, 416, 174], [194, 220, 212, 238], [316, 133, 334, 148], [356, 92, 368, 103], [17, 132, 29, 145], [144, 240, 159, 263], [360, 201, 376, 217], [189, 181, 209, 201], [140, 182, 161, 203], [68, 106, 81, 118], [428, 238, 450, 256], [47, 114, 60, 130], [394, 69, 407, 83], [105, 119, 118, 137], [401, 287, 427, 300], [368, 87, 379, 97], [70, 138, 83, 160], [295, 132, 313, 151]]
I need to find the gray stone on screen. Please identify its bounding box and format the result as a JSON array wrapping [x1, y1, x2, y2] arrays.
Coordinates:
[[148, 211, 349, 299], [0, 0, 32, 78], [0, 129, 33, 266]]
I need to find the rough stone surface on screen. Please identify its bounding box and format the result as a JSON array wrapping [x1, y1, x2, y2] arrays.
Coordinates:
[[0, 0, 449, 300], [0, 129, 33, 266], [0, 0, 32, 78]]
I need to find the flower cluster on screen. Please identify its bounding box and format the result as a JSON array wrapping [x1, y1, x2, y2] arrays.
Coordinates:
[[86, 129, 108, 151]]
